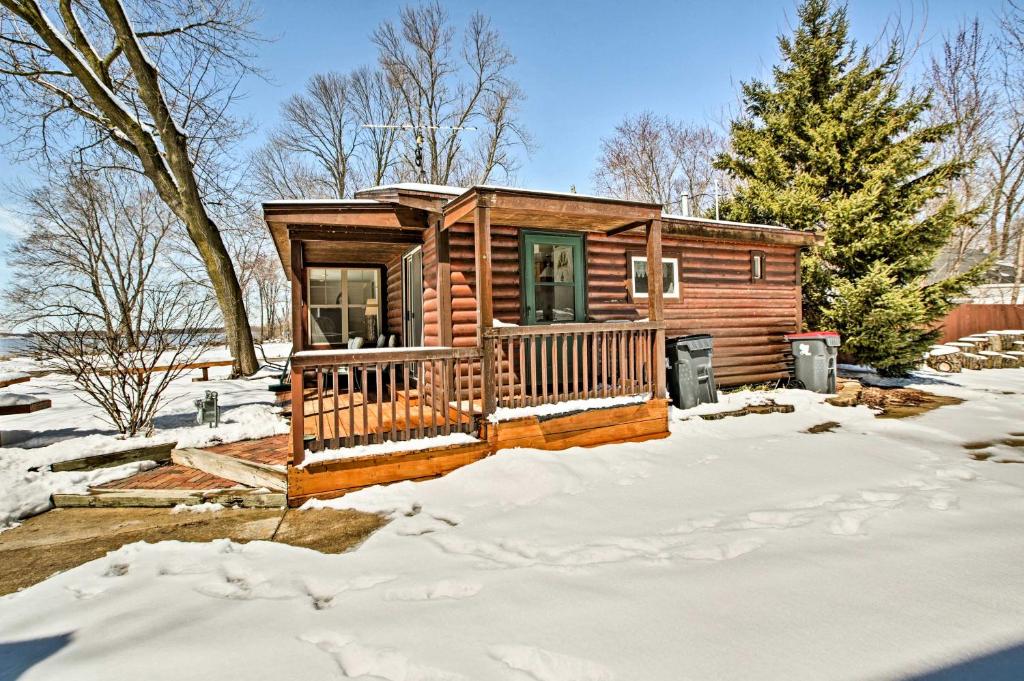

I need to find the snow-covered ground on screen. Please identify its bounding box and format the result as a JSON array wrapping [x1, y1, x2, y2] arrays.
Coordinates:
[[2, 368, 1024, 680], [0, 346, 290, 529]]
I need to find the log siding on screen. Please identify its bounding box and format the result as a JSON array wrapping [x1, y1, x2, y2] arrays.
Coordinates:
[[437, 223, 802, 387]]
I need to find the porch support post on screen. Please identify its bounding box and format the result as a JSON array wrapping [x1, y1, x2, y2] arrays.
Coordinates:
[[289, 239, 306, 466], [646, 220, 667, 399], [475, 194, 497, 417], [436, 217, 453, 346]]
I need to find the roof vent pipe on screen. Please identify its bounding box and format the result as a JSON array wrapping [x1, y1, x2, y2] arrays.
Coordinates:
[[681, 193, 690, 217]]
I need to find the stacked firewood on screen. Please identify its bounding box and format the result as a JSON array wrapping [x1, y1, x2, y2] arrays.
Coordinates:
[[926, 330, 1024, 373]]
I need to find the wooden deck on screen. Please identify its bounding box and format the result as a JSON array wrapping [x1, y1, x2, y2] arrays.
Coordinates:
[[288, 398, 671, 505], [302, 388, 479, 448]]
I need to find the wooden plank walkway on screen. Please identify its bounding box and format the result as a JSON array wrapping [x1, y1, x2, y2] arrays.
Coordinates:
[[95, 464, 240, 491]]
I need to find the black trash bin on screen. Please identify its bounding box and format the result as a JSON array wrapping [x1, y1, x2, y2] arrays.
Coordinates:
[[785, 331, 841, 393], [665, 334, 718, 410]]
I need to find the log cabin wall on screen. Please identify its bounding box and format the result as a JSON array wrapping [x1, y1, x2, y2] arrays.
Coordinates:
[[588, 232, 801, 386], [422, 225, 441, 348], [385, 254, 404, 344], [445, 222, 802, 388]]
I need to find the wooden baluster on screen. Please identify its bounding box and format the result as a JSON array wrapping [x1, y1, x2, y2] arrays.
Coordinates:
[[550, 334, 559, 403], [434, 359, 443, 437], [468, 356, 476, 424], [443, 358, 452, 436], [532, 333, 540, 403], [403, 362, 411, 441], [455, 359, 463, 434], [417, 361, 425, 439], [540, 335, 549, 404], [561, 333, 569, 402], [331, 366, 340, 449], [520, 335, 528, 405], [571, 333, 579, 399], [611, 331, 619, 396], [361, 365, 369, 446], [627, 331, 635, 394], [375, 363, 384, 444], [315, 367, 325, 450], [591, 333, 598, 398], [581, 332, 590, 398], [600, 332, 608, 398], [347, 363, 355, 449], [390, 363, 397, 442], [497, 338, 505, 408]]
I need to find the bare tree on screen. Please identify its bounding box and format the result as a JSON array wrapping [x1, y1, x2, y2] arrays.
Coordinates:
[[927, 19, 997, 270], [0, 0, 261, 374], [926, 9, 1024, 300], [3, 168, 215, 436], [372, 2, 530, 186], [593, 111, 726, 215], [996, 1, 1024, 299]]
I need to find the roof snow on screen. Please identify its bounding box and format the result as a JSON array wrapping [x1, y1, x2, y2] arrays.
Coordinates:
[[661, 213, 789, 231], [262, 199, 383, 206], [362, 183, 467, 196]]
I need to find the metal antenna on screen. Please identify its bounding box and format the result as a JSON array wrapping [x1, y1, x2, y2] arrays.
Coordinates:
[[361, 121, 477, 184]]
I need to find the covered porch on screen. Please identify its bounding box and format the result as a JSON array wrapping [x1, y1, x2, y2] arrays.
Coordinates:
[[264, 186, 670, 495]]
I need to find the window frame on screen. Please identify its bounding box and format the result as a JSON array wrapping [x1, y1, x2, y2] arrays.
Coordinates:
[[306, 266, 383, 347], [629, 253, 680, 299]]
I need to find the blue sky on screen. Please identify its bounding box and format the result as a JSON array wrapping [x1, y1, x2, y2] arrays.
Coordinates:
[[0, 0, 1005, 293]]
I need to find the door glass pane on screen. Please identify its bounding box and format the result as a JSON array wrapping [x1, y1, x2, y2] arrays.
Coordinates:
[[535, 285, 576, 322], [533, 243, 575, 284], [309, 268, 342, 306], [310, 308, 343, 345]]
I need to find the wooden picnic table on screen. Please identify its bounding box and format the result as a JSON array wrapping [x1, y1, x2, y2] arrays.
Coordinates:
[[102, 359, 237, 381], [0, 373, 31, 390]]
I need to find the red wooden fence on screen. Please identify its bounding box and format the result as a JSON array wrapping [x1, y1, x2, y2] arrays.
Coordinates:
[[938, 304, 1024, 343]]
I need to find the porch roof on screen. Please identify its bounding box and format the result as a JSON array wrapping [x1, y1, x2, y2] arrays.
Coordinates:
[[441, 186, 663, 233], [263, 199, 430, 271]]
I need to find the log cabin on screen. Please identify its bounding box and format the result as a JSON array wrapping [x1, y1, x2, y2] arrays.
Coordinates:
[[264, 183, 817, 503]]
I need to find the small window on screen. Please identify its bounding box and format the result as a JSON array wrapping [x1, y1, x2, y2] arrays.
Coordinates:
[[751, 251, 766, 282], [631, 256, 679, 299]]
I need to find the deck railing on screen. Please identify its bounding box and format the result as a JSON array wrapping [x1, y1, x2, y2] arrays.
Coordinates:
[[290, 322, 665, 464], [483, 321, 665, 410], [291, 347, 483, 455]]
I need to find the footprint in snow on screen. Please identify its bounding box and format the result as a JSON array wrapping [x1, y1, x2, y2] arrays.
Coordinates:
[[302, 574, 397, 610], [859, 491, 903, 504], [488, 644, 614, 681], [103, 561, 130, 578], [384, 579, 482, 602], [302, 630, 466, 681], [194, 563, 297, 601], [742, 510, 814, 529], [66, 584, 106, 600], [929, 493, 959, 511], [829, 508, 885, 536], [936, 468, 977, 482]]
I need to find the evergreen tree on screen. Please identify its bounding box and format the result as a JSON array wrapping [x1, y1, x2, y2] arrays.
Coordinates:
[[716, 0, 984, 375]]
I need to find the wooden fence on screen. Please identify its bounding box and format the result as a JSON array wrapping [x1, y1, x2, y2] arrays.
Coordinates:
[[938, 304, 1024, 343]]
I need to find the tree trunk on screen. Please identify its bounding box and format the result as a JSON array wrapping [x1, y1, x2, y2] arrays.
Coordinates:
[[185, 211, 259, 375]]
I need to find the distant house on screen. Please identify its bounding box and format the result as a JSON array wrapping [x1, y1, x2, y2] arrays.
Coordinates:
[[263, 183, 816, 502]]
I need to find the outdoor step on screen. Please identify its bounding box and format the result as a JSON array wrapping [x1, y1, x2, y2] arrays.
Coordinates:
[[48, 442, 176, 472], [171, 447, 287, 492], [52, 487, 286, 509]]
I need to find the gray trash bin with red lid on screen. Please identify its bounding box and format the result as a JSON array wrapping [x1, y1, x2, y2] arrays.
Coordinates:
[[785, 331, 840, 393]]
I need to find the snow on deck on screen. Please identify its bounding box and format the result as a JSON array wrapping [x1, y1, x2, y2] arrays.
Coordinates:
[[2, 368, 1024, 679]]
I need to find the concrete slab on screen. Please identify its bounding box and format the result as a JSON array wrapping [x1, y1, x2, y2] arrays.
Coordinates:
[[0, 506, 387, 596]]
